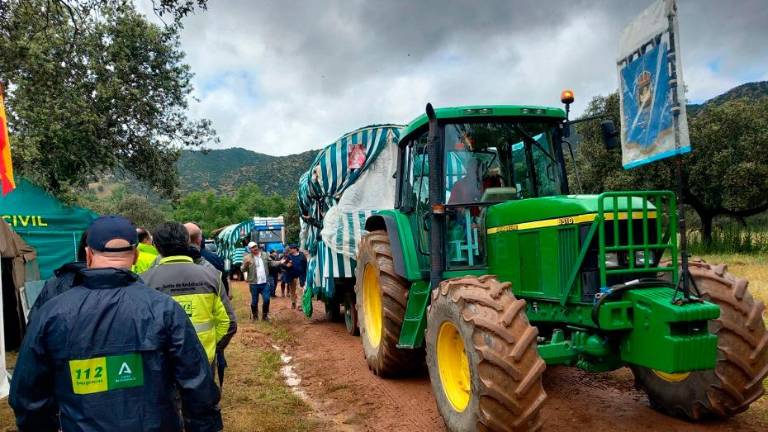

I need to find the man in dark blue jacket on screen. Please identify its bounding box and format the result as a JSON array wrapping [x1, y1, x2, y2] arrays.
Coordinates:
[[281, 244, 307, 310], [9, 216, 222, 432]]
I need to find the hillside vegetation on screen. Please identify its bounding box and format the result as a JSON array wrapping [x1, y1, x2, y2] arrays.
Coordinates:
[[177, 148, 318, 196], [687, 80, 767, 116]]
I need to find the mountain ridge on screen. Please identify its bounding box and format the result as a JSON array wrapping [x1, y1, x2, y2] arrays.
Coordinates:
[[687, 80, 767, 116], [177, 147, 318, 196]]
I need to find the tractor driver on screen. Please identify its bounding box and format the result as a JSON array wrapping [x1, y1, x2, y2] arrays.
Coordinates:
[[449, 157, 483, 204], [448, 154, 503, 205]]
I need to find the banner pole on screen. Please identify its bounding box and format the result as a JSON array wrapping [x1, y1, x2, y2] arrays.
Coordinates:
[[667, 1, 690, 300]]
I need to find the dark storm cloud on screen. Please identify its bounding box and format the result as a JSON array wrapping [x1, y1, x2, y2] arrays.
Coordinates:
[[197, 0, 767, 93], [182, 0, 596, 91], [167, 0, 767, 153]]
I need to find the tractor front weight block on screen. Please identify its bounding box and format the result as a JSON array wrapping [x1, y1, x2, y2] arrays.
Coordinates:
[[618, 288, 719, 373]]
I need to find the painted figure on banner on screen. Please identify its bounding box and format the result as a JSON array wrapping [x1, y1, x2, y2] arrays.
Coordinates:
[[617, 0, 690, 169], [620, 42, 677, 166]]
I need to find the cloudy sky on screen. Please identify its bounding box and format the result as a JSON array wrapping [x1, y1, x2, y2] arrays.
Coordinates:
[[143, 0, 768, 155]]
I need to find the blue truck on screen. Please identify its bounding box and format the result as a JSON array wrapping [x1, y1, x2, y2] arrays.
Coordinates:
[[250, 216, 285, 253]]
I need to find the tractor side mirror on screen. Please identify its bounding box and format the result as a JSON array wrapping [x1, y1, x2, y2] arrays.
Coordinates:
[[600, 120, 619, 151]]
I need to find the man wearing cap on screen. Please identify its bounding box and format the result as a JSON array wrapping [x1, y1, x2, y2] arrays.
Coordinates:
[[142, 222, 236, 364], [9, 216, 222, 432], [242, 242, 276, 321]]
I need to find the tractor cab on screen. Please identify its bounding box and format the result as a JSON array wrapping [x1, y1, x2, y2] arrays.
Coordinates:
[[396, 106, 569, 271]]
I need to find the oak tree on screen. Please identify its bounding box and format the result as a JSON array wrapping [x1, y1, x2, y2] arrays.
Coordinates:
[[573, 92, 768, 242], [0, 0, 216, 199]]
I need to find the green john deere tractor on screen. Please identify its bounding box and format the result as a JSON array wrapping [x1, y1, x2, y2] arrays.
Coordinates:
[[354, 101, 768, 431]]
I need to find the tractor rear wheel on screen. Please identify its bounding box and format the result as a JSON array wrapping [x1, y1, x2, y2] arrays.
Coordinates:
[[355, 230, 422, 376], [344, 291, 359, 336], [426, 275, 547, 432], [632, 259, 768, 420]]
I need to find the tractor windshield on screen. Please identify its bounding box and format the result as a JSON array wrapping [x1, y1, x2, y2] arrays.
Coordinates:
[[444, 120, 565, 204]]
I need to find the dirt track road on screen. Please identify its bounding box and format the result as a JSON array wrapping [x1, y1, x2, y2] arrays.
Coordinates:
[[266, 295, 767, 432]]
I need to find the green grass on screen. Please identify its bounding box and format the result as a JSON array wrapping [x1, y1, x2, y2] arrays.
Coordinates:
[[689, 229, 768, 255], [687, 214, 768, 255], [220, 337, 315, 432], [252, 319, 294, 345], [211, 281, 317, 432], [699, 253, 768, 306]]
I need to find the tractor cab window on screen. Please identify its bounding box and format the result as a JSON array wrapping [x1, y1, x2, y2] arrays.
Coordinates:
[[442, 120, 565, 269], [398, 131, 431, 255], [511, 128, 562, 198], [399, 131, 429, 213], [444, 121, 564, 203]]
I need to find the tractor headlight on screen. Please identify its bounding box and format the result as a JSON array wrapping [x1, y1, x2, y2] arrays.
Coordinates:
[[605, 252, 620, 268]]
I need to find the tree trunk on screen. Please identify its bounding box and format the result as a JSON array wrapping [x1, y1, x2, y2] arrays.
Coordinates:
[[701, 213, 714, 244]]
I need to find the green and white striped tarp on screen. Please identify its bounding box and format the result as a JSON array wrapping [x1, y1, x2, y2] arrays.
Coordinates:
[[231, 247, 246, 265], [298, 124, 402, 301], [214, 223, 241, 262], [215, 217, 284, 263], [317, 209, 374, 278]]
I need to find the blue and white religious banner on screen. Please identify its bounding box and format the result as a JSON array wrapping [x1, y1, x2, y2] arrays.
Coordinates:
[[617, 0, 690, 169]]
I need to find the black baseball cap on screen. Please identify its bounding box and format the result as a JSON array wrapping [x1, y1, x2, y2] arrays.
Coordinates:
[[86, 215, 138, 252]]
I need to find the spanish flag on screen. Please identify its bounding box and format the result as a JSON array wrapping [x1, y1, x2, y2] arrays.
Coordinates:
[[0, 83, 16, 196]]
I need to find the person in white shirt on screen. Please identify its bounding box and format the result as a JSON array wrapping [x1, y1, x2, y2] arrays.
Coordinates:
[[242, 242, 275, 321]]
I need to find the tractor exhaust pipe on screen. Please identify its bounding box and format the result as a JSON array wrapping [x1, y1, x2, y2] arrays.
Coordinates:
[[426, 103, 444, 290]]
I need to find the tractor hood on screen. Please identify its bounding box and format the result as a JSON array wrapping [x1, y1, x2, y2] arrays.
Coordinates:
[[485, 195, 655, 228]]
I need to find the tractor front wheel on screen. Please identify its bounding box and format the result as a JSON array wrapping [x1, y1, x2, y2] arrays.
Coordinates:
[[632, 259, 768, 420], [426, 275, 547, 432], [355, 230, 422, 376]]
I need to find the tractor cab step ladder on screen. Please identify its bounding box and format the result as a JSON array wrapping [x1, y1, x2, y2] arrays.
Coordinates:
[[397, 280, 431, 348]]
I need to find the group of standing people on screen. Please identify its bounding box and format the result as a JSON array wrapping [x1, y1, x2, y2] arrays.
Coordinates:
[[9, 216, 235, 431], [241, 242, 307, 321]]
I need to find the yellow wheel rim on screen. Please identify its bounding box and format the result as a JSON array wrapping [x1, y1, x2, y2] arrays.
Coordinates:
[[362, 264, 382, 348], [653, 370, 690, 383], [437, 321, 471, 412]]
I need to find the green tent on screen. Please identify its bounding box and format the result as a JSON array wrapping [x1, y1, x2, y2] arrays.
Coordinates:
[[0, 179, 97, 279]]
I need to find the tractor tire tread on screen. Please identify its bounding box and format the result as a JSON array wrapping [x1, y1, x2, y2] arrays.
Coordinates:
[[431, 275, 546, 431], [356, 230, 422, 376], [635, 258, 768, 419]]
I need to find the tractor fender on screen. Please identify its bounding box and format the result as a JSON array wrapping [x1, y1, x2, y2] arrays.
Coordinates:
[[363, 213, 420, 281]]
